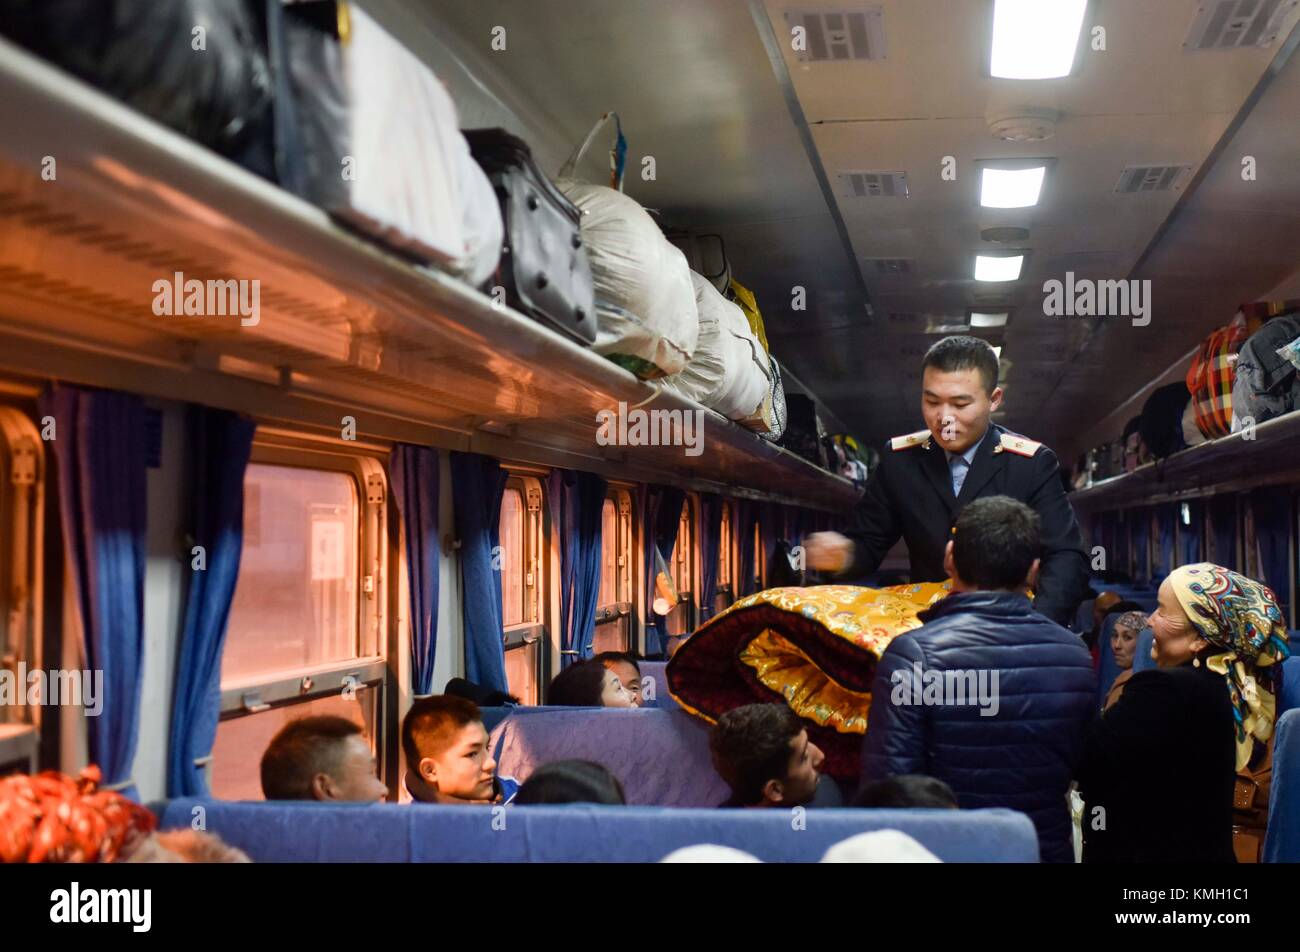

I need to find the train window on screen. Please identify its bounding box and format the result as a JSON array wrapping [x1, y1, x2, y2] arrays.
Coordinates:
[[501, 475, 545, 703], [666, 499, 695, 638], [500, 485, 526, 628], [222, 465, 361, 681], [715, 502, 733, 616], [0, 407, 42, 775], [593, 489, 633, 654], [215, 445, 388, 798], [209, 684, 379, 801], [752, 520, 765, 592]]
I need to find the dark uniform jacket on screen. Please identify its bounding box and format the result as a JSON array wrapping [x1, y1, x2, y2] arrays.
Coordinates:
[[843, 422, 1088, 625], [1077, 662, 1237, 863], [860, 591, 1096, 863]]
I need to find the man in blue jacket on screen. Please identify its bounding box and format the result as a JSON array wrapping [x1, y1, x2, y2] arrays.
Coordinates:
[[860, 495, 1095, 863]]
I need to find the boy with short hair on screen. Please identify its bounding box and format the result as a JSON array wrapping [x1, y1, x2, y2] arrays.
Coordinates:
[[401, 695, 505, 804]]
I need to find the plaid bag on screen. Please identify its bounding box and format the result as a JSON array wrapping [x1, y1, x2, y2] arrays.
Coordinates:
[[1186, 314, 1248, 439]]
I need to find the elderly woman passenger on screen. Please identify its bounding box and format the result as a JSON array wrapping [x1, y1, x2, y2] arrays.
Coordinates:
[[1078, 564, 1289, 863]]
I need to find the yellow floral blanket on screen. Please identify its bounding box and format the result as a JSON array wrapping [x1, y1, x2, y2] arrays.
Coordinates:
[[666, 583, 951, 779]]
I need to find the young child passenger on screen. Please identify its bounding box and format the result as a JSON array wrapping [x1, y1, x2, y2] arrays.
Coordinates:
[[593, 651, 643, 706], [709, 703, 825, 809], [260, 715, 387, 803], [401, 695, 500, 805], [547, 658, 636, 707]]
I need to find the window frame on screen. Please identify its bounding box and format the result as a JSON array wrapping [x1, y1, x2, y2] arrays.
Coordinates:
[[501, 473, 547, 701], [666, 496, 696, 639], [715, 501, 734, 614], [593, 487, 634, 653], [0, 406, 43, 772], [215, 436, 390, 786]]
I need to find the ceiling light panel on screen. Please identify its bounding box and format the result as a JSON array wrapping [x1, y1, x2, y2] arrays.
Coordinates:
[[990, 0, 1088, 79]]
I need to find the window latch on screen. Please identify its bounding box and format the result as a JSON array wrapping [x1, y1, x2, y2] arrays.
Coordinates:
[[241, 692, 270, 714]]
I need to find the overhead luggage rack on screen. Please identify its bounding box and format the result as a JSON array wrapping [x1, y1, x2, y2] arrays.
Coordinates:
[[1070, 410, 1300, 510], [0, 38, 858, 511]]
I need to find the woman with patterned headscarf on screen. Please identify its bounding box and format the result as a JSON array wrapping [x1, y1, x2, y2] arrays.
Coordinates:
[[1079, 563, 1289, 863]]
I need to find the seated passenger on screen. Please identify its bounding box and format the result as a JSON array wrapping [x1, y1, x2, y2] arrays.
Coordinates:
[[402, 695, 499, 805], [852, 774, 958, 809], [860, 496, 1096, 863], [709, 703, 825, 809], [547, 658, 635, 708], [260, 715, 387, 803], [1101, 610, 1147, 711], [1078, 563, 1289, 863], [513, 760, 626, 806], [1086, 591, 1123, 649], [593, 651, 642, 706]]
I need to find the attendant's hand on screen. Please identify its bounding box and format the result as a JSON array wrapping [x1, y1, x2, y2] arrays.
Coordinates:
[[803, 532, 855, 574]]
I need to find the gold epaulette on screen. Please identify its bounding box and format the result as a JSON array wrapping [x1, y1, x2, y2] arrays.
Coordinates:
[[889, 429, 931, 451], [995, 432, 1042, 457]]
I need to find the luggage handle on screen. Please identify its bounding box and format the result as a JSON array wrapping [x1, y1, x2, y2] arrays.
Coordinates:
[[559, 111, 628, 191]]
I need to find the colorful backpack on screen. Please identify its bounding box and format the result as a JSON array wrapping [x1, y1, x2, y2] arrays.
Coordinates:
[[1186, 313, 1248, 439]]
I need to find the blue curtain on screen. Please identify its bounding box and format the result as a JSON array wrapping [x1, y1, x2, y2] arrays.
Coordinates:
[[167, 407, 255, 797], [1251, 486, 1292, 618], [391, 445, 441, 696], [736, 499, 761, 596], [641, 486, 685, 657], [40, 387, 148, 797], [1153, 505, 1176, 583], [1112, 511, 1129, 575], [698, 494, 722, 622], [1179, 500, 1203, 567], [547, 469, 607, 666], [450, 452, 509, 692], [1209, 495, 1238, 571], [1131, 510, 1150, 585]]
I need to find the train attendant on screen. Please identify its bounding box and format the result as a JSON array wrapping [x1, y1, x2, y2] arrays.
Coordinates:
[[805, 336, 1089, 626]]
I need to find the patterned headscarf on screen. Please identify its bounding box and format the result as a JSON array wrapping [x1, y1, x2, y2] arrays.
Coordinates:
[[0, 765, 156, 863], [1112, 611, 1148, 637], [1167, 563, 1291, 770]]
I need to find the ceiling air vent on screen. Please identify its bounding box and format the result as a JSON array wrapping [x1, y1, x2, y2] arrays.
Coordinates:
[[785, 8, 887, 62], [840, 170, 908, 198], [1183, 0, 1297, 51], [864, 258, 914, 275], [1114, 164, 1190, 193]]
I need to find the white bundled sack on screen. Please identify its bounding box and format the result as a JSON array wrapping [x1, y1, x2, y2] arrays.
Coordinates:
[[661, 273, 772, 428], [293, 5, 501, 284], [557, 179, 698, 378]]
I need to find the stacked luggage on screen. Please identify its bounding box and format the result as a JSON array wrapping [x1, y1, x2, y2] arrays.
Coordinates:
[[1070, 301, 1300, 492], [2, 1, 863, 468]]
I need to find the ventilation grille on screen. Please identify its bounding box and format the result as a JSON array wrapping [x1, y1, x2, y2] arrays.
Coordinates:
[[785, 8, 887, 62], [1114, 165, 1190, 193], [864, 258, 914, 275], [840, 170, 908, 198], [1183, 0, 1296, 50]]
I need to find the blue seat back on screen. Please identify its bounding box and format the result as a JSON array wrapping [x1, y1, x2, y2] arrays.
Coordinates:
[[1264, 708, 1300, 863], [1072, 598, 1096, 635], [639, 660, 675, 707], [1279, 653, 1300, 720], [1132, 627, 1157, 673], [1096, 613, 1123, 707], [156, 799, 1041, 862], [488, 706, 729, 807]]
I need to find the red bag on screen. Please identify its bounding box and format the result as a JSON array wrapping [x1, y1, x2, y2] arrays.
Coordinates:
[[1186, 313, 1248, 439]]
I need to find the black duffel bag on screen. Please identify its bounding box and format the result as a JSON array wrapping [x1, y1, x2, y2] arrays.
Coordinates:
[[1139, 381, 1191, 460], [464, 128, 598, 345], [0, 0, 274, 174]]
